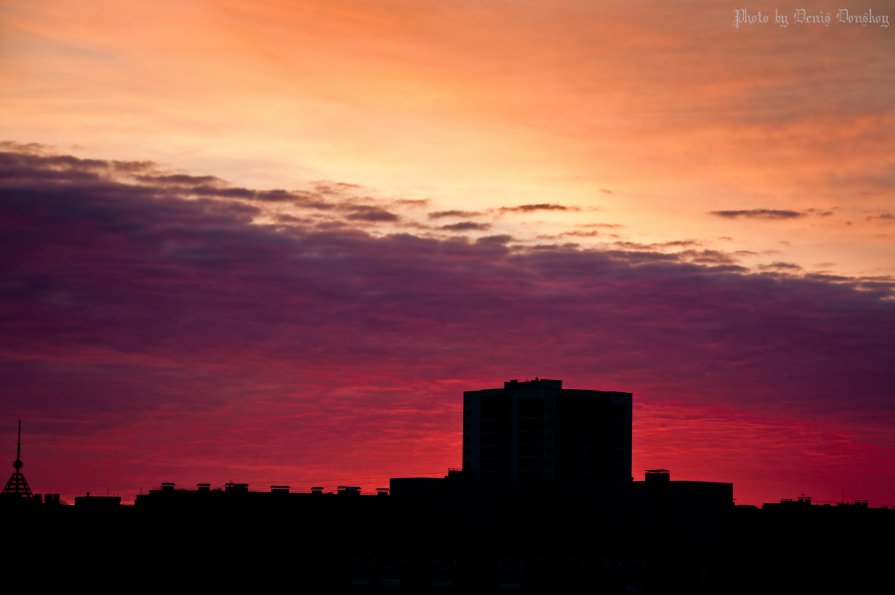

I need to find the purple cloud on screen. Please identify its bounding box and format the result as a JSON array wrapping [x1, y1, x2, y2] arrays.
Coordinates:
[[1, 145, 894, 505]]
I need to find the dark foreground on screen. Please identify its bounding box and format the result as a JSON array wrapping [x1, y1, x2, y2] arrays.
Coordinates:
[[3, 485, 892, 593]]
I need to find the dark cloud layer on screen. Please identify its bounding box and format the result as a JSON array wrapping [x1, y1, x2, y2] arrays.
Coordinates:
[[2, 146, 894, 504]]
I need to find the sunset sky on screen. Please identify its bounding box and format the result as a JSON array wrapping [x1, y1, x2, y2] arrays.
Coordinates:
[[1, 0, 893, 505]]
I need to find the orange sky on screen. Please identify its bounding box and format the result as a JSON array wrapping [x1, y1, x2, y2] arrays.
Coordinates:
[[2, 0, 893, 278]]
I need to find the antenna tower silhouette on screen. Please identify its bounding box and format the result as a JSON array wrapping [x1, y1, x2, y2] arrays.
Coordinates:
[[2, 420, 33, 498]]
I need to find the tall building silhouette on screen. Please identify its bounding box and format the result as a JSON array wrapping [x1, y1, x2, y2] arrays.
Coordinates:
[[2, 420, 33, 498], [463, 378, 632, 483]]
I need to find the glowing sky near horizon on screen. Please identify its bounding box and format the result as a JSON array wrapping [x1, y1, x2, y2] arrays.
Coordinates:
[[0, 1, 893, 505]]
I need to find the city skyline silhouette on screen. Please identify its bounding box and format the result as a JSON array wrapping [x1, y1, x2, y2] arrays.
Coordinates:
[[3, 379, 888, 509], [3, 378, 892, 593]]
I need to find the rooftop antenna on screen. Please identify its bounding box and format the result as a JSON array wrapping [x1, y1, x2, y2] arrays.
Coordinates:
[[2, 420, 33, 498]]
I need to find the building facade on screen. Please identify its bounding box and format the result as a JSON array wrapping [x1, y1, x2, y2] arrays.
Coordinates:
[[462, 379, 632, 484]]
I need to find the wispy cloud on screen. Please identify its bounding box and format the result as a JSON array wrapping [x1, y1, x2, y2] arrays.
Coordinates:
[[393, 198, 429, 207], [428, 210, 484, 219], [440, 221, 491, 231], [867, 212, 894, 222], [612, 240, 702, 250], [711, 209, 805, 220], [499, 203, 580, 213], [342, 205, 399, 222], [476, 234, 514, 245], [758, 261, 803, 272]]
